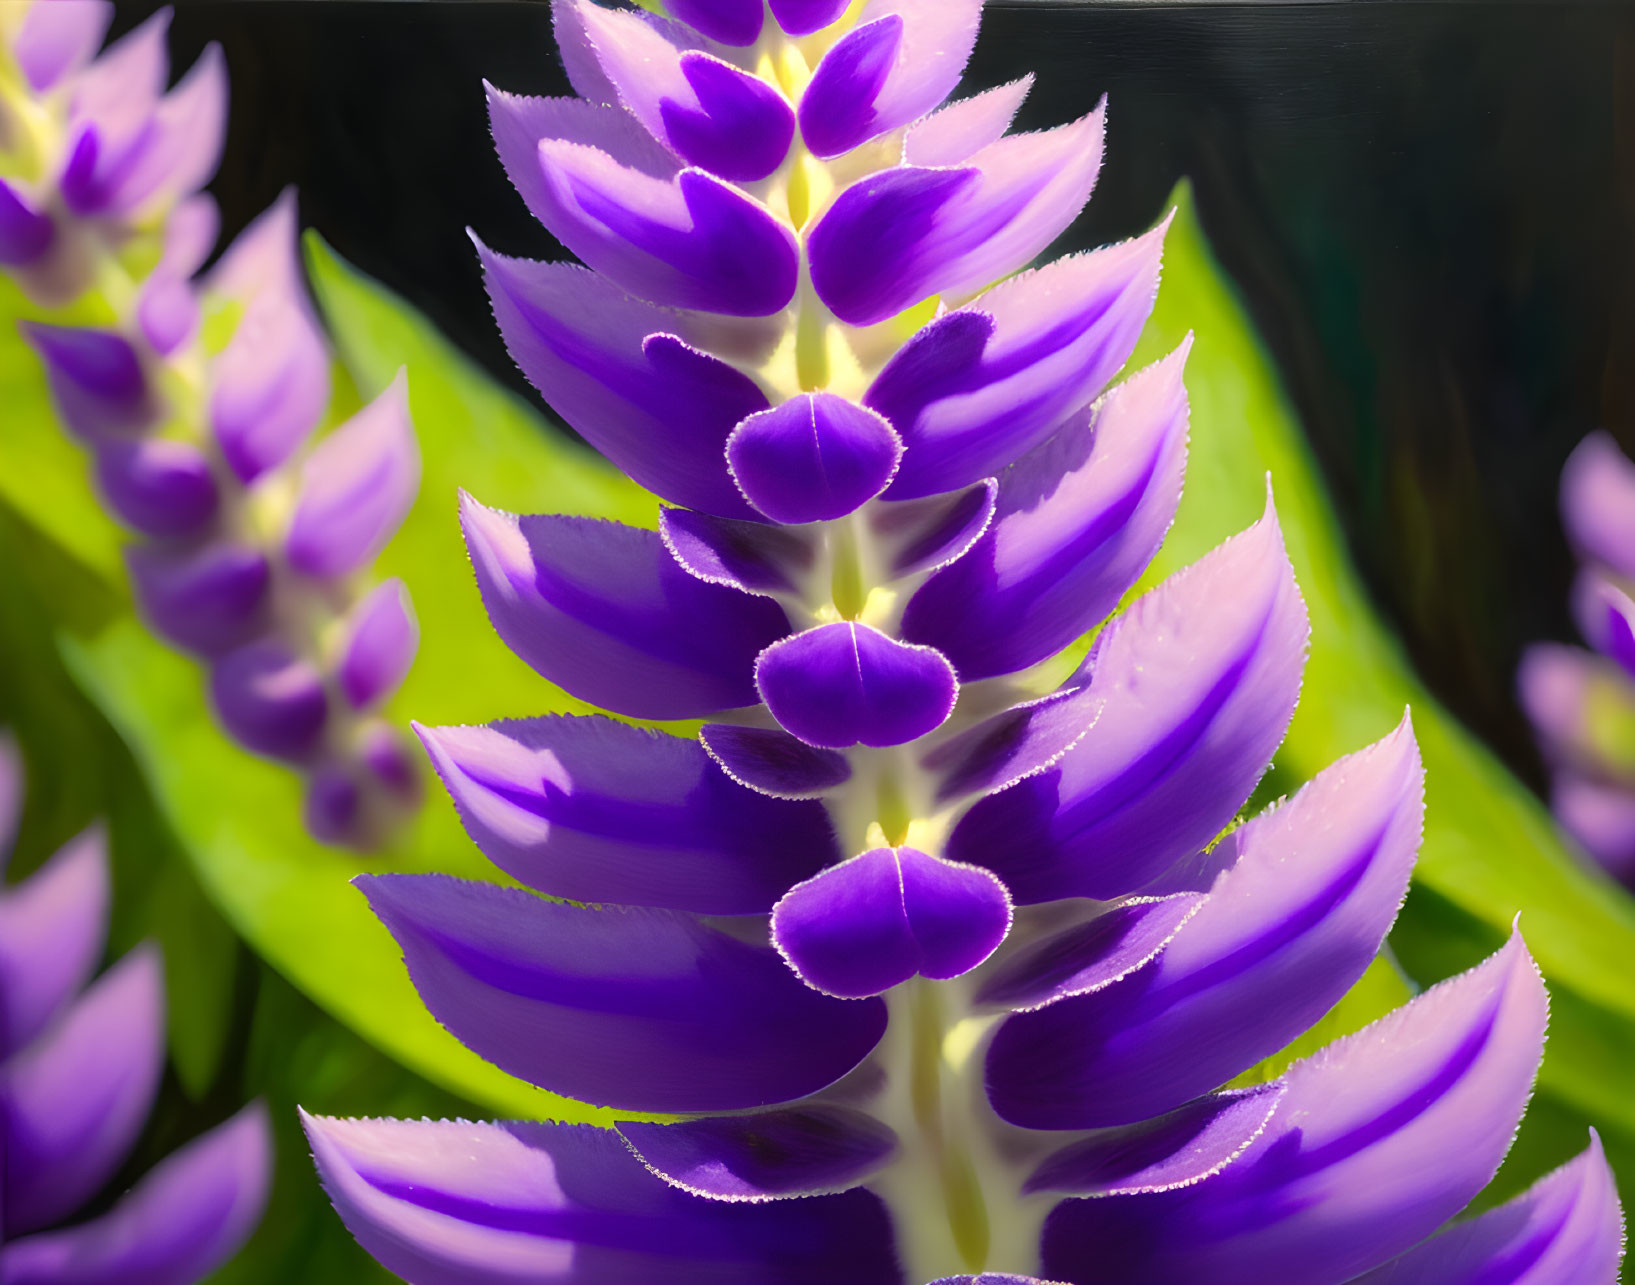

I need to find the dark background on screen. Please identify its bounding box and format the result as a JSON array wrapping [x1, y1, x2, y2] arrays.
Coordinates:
[[120, 0, 1635, 795]]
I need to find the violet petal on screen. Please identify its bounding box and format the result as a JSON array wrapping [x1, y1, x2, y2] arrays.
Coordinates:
[[727, 393, 904, 524], [337, 578, 419, 711], [209, 641, 329, 762], [699, 723, 853, 798], [93, 437, 218, 540], [660, 508, 814, 596], [126, 542, 271, 657]]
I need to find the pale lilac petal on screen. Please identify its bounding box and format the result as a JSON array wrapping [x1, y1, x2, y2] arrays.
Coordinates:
[[303, 1114, 899, 1285], [92, 437, 217, 539], [97, 43, 226, 216], [660, 508, 815, 596], [414, 716, 836, 913], [126, 542, 271, 657], [699, 723, 853, 798], [1353, 1131, 1626, 1285], [756, 623, 957, 748], [618, 1107, 897, 1200], [922, 681, 1099, 804], [1, 946, 164, 1235], [337, 579, 418, 710], [55, 13, 167, 214], [1561, 430, 1635, 581], [0, 180, 54, 266], [902, 340, 1189, 675], [161, 192, 220, 278], [771, 847, 1011, 997], [286, 370, 419, 579], [361, 873, 886, 1112], [1516, 641, 1599, 763], [136, 273, 199, 355], [668, 0, 765, 45], [727, 394, 903, 524], [12, 0, 112, 92], [1552, 771, 1635, 884], [480, 242, 766, 518], [808, 105, 1106, 326], [0, 1102, 272, 1285], [904, 77, 1034, 168], [987, 719, 1422, 1128], [870, 229, 1170, 501], [0, 829, 108, 1060], [770, 0, 850, 36], [948, 497, 1308, 902], [461, 497, 789, 718], [1039, 934, 1549, 1285]]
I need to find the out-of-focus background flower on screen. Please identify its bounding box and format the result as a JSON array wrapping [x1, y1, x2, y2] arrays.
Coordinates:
[[3, 2, 1632, 1279]]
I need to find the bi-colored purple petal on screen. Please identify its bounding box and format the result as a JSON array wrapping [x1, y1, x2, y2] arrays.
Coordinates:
[[772, 847, 1012, 997], [462, 498, 789, 718], [976, 893, 1206, 1013], [618, 1107, 897, 1200], [12, 0, 112, 92], [1561, 430, 1635, 581], [304, 1113, 900, 1285], [1026, 1084, 1286, 1197], [93, 437, 218, 539], [126, 542, 271, 656], [948, 498, 1308, 903], [337, 579, 418, 710], [1598, 584, 1635, 678], [728, 394, 904, 524], [668, 0, 765, 45], [660, 508, 814, 596], [798, 0, 982, 157], [808, 105, 1106, 326], [871, 480, 997, 578], [756, 623, 957, 748], [1, 946, 164, 1235], [1353, 1131, 1626, 1284], [0, 180, 54, 266], [988, 719, 1422, 1128], [285, 370, 418, 578], [0, 1102, 272, 1285], [871, 225, 1170, 502], [699, 723, 853, 798], [480, 242, 767, 518], [1039, 933, 1549, 1285], [21, 323, 154, 440], [904, 77, 1034, 168], [415, 716, 835, 913], [0, 829, 108, 1060], [209, 641, 329, 762], [770, 0, 850, 36], [93, 43, 226, 217], [362, 873, 886, 1112], [923, 681, 1100, 804]]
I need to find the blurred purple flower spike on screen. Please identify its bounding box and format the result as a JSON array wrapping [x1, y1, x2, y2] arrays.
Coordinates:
[[0, 737, 271, 1283], [292, 1, 1621, 1281], [1, 3, 423, 847]]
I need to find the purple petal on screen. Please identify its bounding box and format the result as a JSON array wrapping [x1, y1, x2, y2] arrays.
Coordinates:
[[975, 893, 1206, 1013], [0, 180, 54, 266], [871, 229, 1171, 502], [0, 828, 108, 1059], [772, 847, 1011, 997], [337, 578, 418, 710], [55, 11, 167, 216], [304, 1113, 899, 1285], [770, 0, 850, 36], [756, 623, 957, 748], [0, 1102, 272, 1285], [1352, 1131, 1626, 1285], [660, 508, 814, 596], [668, 0, 765, 45], [987, 718, 1423, 1128], [95, 43, 226, 216], [1552, 771, 1635, 883], [1040, 933, 1549, 1285], [923, 681, 1100, 804], [1026, 1084, 1286, 1197], [798, 0, 982, 157], [126, 542, 271, 656], [727, 394, 904, 524], [870, 480, 997, 578], [285, 370, 419, 579], [12, 0, 112, 92], [1561, 430, 1635, 581], [808, 105, 1106, 326], [480, 242, 767, 518], [904, 77, 1034, 168], [699, 723, 853, 798], [209, 641, 329, 762], [461, 497, 789, 718], [93, 437, 218, 539], [948, 497, 1308, 902], [1598, 584, 1635, 678], [928, 1278, 1062, 1285], [136, 272, 200, 355], [305, 769, 363, 847], [361, 721, 423, 800], [21, 323, 155, 440], [618, 1106, 897, 1200], [1516, 641, 1601, 764], [1, 946, 164, 1235], [361, 873, 886, 1112], [415, 716, 836, 913]]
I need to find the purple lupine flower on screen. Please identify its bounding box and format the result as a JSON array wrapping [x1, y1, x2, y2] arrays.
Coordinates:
[[1519, 431, 1635, 884], [307, 3, 1625, 1280], [0, 737, 271, 1282], [1, 4, 423, 847]]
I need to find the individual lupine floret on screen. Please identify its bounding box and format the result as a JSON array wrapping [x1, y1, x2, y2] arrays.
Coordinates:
[[0, 738, 270, 1283], [0, 4, 423, 847], [308, 2, 1625, 1281], [1518, 431, 1635, 883]]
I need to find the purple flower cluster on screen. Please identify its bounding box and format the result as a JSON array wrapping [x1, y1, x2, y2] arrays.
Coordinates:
[[0, 738, 270, 1283], [294, 2, 1626, 1280], [0, 3, 422, 847], [1519, 432, 1635, 885]]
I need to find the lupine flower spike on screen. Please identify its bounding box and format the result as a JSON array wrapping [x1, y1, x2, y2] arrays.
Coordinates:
[[0, 2, 422, 846], [1520, 431, 1635, 884], [0, 737, 271, 1282], [306, 2, 1626, 1281]]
